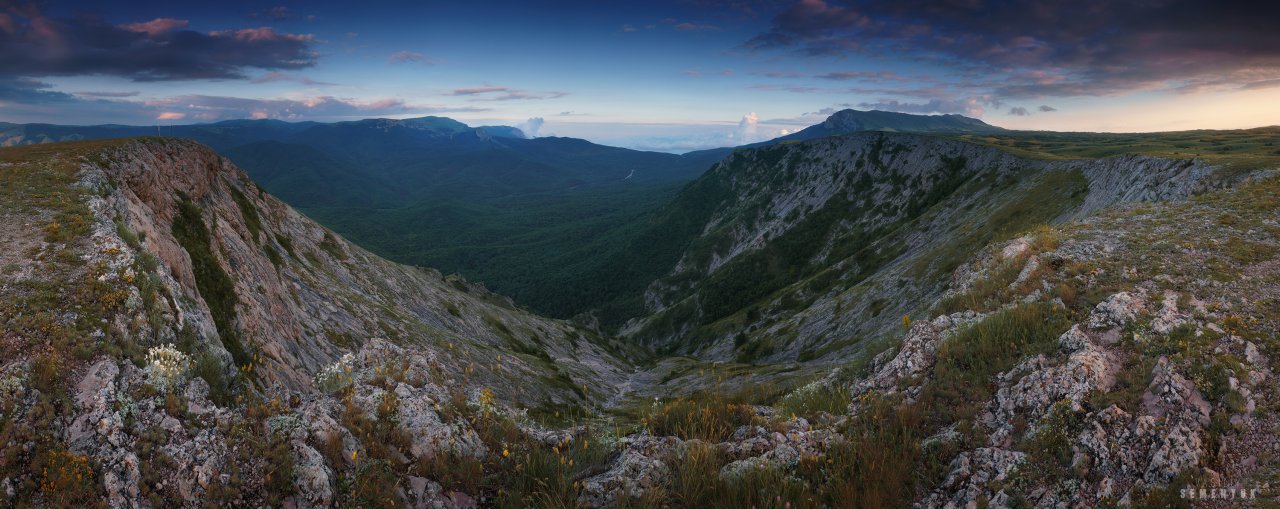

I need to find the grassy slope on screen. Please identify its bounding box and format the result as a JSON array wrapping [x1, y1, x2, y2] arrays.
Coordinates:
[[948, 126, 1280, 170]]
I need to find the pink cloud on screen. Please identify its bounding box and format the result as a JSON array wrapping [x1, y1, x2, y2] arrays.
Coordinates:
[[156, 111, 186, 120], [210, 27, 313, 43], [122, 18, 189, 35], [0, 14, 17, 34]]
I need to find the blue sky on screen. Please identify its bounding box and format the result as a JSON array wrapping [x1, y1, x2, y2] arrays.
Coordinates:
[[3, 0, 1280, 151]]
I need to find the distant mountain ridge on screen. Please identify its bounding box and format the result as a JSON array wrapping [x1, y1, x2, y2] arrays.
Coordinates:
[[683, 108, 1004, 160], [774, 108, 1003, 142]]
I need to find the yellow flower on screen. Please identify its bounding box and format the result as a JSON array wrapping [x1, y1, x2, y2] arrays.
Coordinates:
[[351, 450, 358, 462], [502, 448, 510, 457]]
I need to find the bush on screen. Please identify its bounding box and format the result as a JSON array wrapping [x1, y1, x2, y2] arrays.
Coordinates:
[[226, 181, 262, 243], [347, 460, 399, 509], [37, 449, 103, 507], [171, 195, 249, 367], [144, 344, 192, 393], [315, 353, 356, 394], [777, 379, 851, 419]]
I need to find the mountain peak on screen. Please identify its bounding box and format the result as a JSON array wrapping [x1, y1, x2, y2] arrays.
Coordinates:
[[820, 108, 1001, 133], [743, 108, 1004, 148]]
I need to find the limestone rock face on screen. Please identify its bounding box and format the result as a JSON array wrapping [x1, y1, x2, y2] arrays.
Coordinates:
[[1086, 291, 1147, 330], [85, 138, 632, 403], [852, 311, 985, 401], [579, 433, 678, 507], [923, 447, 1027, 509]]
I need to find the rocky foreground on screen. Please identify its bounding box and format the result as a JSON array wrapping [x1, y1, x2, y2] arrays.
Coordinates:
[[0, 138, 1276, 507]]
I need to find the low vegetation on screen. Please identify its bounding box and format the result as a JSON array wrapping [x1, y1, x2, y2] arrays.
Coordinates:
[[949, 126, 1280, 171], [171, 193, 251, 368]]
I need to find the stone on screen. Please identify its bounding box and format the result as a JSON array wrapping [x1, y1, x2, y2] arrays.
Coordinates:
[[1087, 292, 1146, 330]]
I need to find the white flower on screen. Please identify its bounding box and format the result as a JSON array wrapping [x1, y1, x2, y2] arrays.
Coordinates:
[[145, 344, 192, 393], [316, 353, 356, 393]]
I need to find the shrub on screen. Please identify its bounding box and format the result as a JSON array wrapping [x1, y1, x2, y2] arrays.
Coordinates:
[[316, 353, 356, 394], [777, 379, 851, 419], [171, 195, 249, 367], [38, 449, 104, 507], [346, 460, 399, 509], [145, 344, 193, 393], [226, 181, 262, 243]]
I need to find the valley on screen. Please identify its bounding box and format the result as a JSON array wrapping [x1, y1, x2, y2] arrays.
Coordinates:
[[0, 112, 1277, 508]]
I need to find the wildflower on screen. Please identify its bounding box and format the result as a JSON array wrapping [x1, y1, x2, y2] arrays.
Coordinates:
[[351, 450, 358, 461], [316, 353, 356, 393], [503, 448, 510, 458], [145, 344, 193, 393], [479, 388, 496, 414]]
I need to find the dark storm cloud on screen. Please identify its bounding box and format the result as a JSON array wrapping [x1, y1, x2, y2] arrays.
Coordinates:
[[1008, 106, 1029, 116], [745, 0, 1280, 98], [0, 4, 317, 81]]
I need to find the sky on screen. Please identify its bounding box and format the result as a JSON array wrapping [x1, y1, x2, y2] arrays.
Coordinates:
[[2, 0, 1279, 151]]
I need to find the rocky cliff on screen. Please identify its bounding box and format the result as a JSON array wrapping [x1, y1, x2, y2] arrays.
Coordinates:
[[0, 135, 1275, 508], [624, 132, 1232, 369], [0, 139, 636, 507]]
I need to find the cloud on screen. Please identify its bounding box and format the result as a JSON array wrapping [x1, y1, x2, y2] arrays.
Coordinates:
[[156, 112, 186, 120], [817, 70, 903, 81], [746, 84, 825, 93], [122, 18, 188, 35], [448, 86, 566, 101], [389, 51, 432, 65], [734, 112, 774, 143], [138, 94, 490, 122], [750, 70, 802, 78], [744, 0, 1280, 99], [0, 6, 317, 82], [621, 24, 638, 32], [0, 78, 75, 103], [614, 114, 792, 152], [75, 91, 140, 98], [251, 72, 334, 85], [857, 97, 994, 117], [684, 69, 734, 77], [1239, 79, 1280, 91], [250, 6, 292, 22], [519, 117, 545, 137], [1038, 105, 1057, 112], [673, 22, 721, 32], [1008, 106, 1030, 116], [451, 86, 509, 96]]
